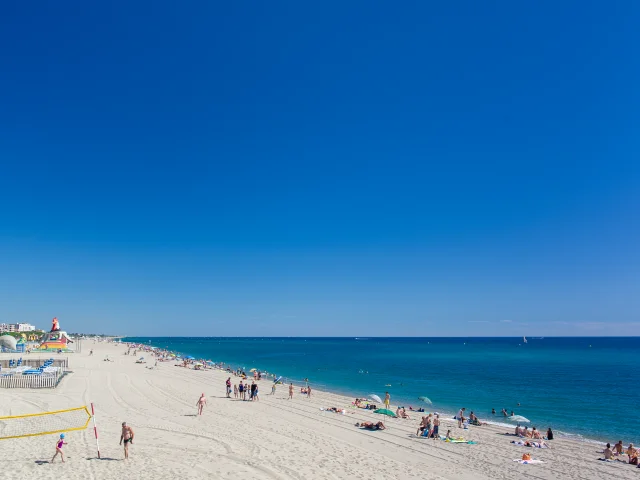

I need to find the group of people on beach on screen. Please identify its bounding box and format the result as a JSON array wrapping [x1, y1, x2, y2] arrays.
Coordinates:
[[228, 378, 260, 401], [416, 414, 440, 438], [514, 424, 551, 440], [601, 441, 640, 466]]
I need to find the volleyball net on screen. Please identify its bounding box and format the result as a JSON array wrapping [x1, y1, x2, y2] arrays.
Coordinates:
[[0, 406, 92, 440]]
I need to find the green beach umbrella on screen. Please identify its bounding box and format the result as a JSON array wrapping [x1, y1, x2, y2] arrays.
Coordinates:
[[373, 409, 396, 417]]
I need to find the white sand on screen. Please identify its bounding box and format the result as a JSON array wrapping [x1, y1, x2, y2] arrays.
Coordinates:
[[0, 342, 636, 480]]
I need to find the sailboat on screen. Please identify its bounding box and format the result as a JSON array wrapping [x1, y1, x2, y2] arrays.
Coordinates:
[[523, 336, 527, 344]]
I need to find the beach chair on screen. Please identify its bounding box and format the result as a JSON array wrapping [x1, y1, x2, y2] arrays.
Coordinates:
[[17, 358, 22, 367], [9, 359, 15, 368], [23, 366, 45, 375]]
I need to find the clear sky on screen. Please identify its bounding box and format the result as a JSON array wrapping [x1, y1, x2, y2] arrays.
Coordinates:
[[1, 1, 638, 336]]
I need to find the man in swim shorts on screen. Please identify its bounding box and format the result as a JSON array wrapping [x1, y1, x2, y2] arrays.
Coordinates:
[[416, 416, 427, 436], [196, 393, 207, 415], [457, 408, 465, 428], [120, 422, 135, 460], [614, 440, 623, 455], [384, 392, 390, 410], [432, 414, 440, 438]]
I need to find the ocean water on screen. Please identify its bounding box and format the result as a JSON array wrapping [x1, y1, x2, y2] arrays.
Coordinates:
[[123, 336, 639, 444]]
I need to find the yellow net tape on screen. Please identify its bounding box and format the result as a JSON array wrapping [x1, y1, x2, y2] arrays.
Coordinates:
[[0, 406, 91, 440]]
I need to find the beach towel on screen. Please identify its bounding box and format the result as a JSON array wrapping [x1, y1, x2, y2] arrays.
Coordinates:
[[513, 459, 544, 464]]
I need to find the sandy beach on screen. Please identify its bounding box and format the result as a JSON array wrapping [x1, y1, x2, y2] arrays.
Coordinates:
[[0, 342, 636, 480]]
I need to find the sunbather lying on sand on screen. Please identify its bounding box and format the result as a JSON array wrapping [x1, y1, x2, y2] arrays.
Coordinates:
[[324, 407, 345, 413], [356, 422, 386, 431], [511, 440, 549, 448]]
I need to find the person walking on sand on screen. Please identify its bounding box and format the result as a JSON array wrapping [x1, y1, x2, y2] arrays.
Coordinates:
[[271, 382, 276, 395], [234, 384, 238, 398], [51, 434, 67, 463], [289, 383, 294, 400], [226, 377, 232, 398], [307, 385, 312, 398], [196, 393, 207, 415], [384, 392, 390, 410], [120, 422, 134, 460]]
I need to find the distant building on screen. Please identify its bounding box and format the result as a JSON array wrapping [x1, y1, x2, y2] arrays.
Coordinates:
[[0, 323, 36, 333], [16, 323, 36, 332]]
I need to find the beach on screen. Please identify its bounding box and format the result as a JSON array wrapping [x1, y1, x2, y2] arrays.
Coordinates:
[[0, 341, 637, 480]]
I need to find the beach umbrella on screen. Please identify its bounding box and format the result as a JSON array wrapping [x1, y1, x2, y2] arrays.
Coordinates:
[[249, 368, 257, 372], [373, 409, 397, 417], [418, 396, 433, 405], [509, 415, 530, 423], [206, 360, 215, 364], [185, 355, 195, 360], [369, 394, 383, 403], [194, 363, 203, 366]]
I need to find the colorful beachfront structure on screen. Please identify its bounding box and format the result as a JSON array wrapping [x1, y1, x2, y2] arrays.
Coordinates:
[[37, 317, 74, 352]]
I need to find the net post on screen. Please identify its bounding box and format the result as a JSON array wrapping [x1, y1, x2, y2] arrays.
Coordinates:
[[91, 403, 100, 459]]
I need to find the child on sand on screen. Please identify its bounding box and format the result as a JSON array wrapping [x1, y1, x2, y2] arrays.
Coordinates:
[[51, 434, 67, 463]]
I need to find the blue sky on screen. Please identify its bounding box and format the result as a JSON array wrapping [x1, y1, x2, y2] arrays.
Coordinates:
[[1, 1, 638, 336]]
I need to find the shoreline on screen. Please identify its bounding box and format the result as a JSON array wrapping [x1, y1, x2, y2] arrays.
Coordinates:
[[123, 337, 619, 448], [1, 341, 638, 479]]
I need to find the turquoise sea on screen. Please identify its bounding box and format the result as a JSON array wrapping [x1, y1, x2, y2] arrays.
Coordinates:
[[123, 337, 639, 444]]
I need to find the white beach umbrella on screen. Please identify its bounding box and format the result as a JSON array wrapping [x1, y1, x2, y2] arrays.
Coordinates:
[[369, 394, 383, 403], [0, 335, 17, 350]]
